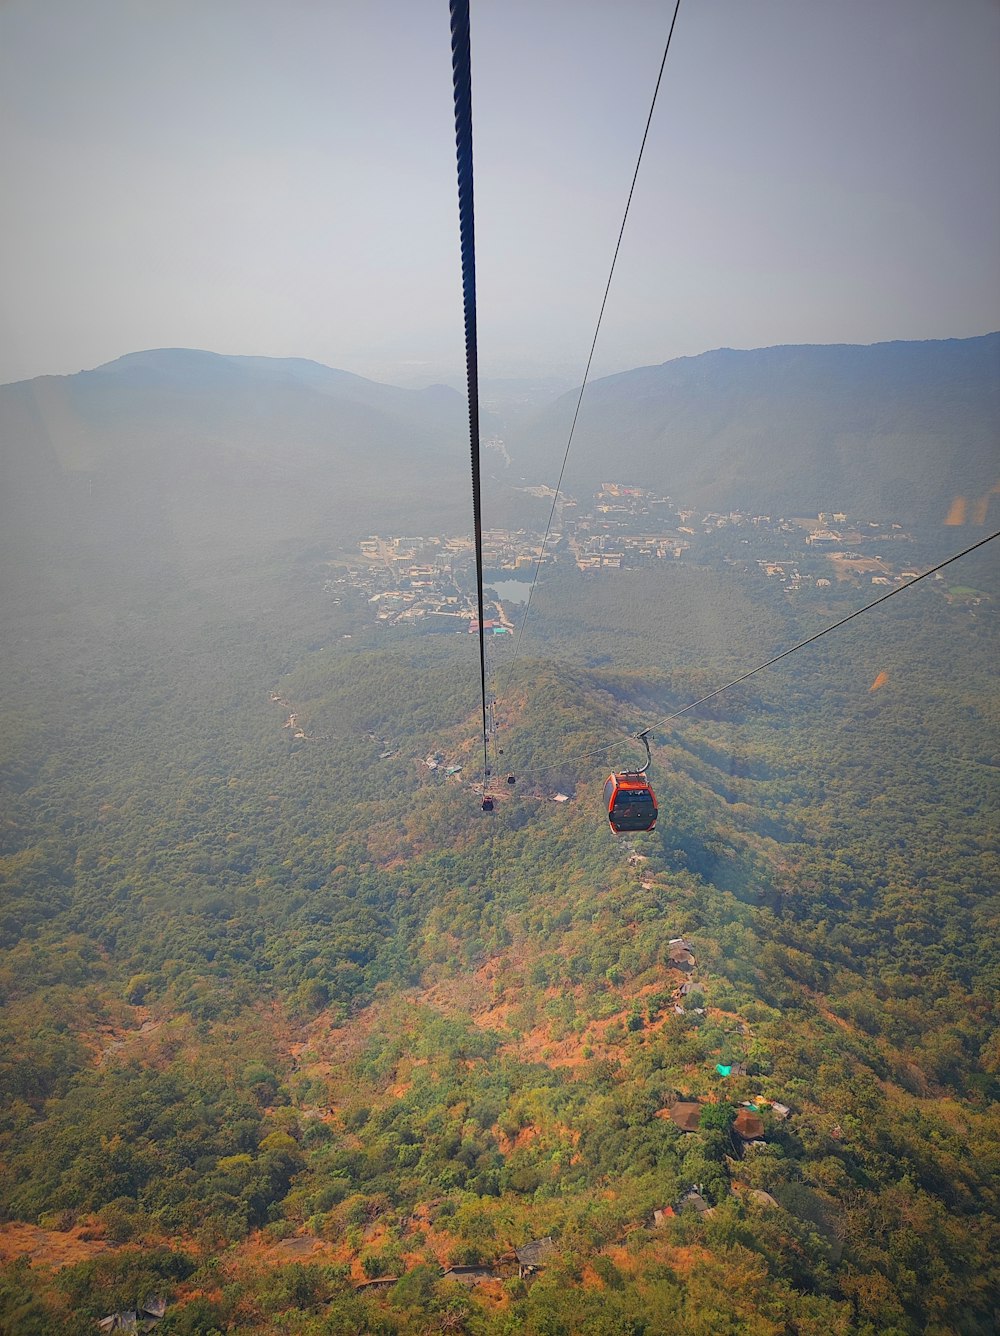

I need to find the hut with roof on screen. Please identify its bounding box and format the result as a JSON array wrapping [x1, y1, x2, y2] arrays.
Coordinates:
[[667, 944, 696, 971], [676, 1186, 713, 1216], [353, 1276, 399, 1293], [667, 1101, 703, 1133], [441, 1263, 497, 1287], [516, 1236, 555, 1278], [733, 1108, 766, 1143], [97, 1297, 167, 1332]]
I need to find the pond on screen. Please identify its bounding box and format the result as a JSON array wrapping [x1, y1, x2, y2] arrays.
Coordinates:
[[489, 579, 532, 605]]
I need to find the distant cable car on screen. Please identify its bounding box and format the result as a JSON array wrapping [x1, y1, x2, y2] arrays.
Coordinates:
[[506, 773, 516, 785], [603, 730, 657, 834], [482, 796, 494, 812]]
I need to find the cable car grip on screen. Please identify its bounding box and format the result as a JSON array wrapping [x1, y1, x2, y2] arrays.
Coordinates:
[[625, 728, 653, 776]]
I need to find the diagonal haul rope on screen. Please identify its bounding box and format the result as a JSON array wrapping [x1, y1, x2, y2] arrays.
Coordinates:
[[638, 527, 1000, 736], [555, 527, 1000, 775], [449, 0, 489, 791]]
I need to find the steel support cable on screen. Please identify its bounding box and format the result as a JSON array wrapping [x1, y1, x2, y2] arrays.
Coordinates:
[[539, 528, 1000, 776], [498, 0, 684, 711], [449, 0, 489, 789], [638, 528, 1000, 737]]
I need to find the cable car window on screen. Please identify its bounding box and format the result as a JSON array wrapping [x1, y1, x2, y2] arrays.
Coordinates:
[[614, 789, 651, 808]]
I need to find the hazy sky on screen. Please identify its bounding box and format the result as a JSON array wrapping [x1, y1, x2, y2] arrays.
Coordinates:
[[1, 0, 998, 387]]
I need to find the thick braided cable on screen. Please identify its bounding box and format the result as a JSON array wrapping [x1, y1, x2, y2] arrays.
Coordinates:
[[449, 0, 489, 788]]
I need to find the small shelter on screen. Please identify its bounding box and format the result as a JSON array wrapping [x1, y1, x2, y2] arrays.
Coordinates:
[[716, 1062, 748, 1077], [441, 1264, 496, 1287], [516, 1236, 555, 1278], [677, 1187, 712, 1215], [668, 1101, 702, 1133], [97, 1298, 167, 1333], [668, 945, 695, 971], [733, 1109, 765, 1142]]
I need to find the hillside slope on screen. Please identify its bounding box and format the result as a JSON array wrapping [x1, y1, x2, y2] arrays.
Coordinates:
[[0, 548, 997, 1332], [0, 349, 474, 579], [510, 334, 1000, 523], [0, 341, 997, 1332]]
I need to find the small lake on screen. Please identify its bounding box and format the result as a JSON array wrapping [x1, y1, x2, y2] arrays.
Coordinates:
[[489, 579, 532, 605]]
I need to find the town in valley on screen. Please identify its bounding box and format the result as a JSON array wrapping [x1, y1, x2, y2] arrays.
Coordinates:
[[324, 483, 980, 633]]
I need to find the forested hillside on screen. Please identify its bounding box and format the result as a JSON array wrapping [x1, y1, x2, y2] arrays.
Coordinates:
[[509, 334, 1000, 523], [0, 350, 475, 575], [0, 345, 997, 1333]]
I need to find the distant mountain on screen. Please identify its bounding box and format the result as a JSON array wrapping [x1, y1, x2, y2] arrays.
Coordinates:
[[0, 349, 475, 579], [509, 334, 1000, 524], [3, 337, 997, 597]]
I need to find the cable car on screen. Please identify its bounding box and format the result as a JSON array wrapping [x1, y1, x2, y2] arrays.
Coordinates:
[[604, 774, 658, 833], [603, 730, 657, 834], [481, 795, 494, 812]]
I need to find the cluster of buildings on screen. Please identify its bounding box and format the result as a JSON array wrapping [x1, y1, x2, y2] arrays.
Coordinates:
[[569, 484, 689, 570], [660, 1097, 790, 1143], [655, 937, 793, 1155], [328, 490, 942, 631], [755, 513, 923, 591], [328, 533, 488, 631], [572, 532, 689, 571]]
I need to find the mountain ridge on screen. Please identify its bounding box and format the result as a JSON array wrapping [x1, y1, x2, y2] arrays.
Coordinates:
[[511, 332, 1000, 523], [2, 336, 997, 576], [0, 347, 476, 568]]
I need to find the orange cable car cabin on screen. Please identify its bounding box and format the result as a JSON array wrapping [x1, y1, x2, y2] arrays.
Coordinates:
[[603, 773, 658, 834]]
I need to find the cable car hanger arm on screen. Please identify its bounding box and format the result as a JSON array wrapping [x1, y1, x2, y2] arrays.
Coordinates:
[[624, 728, 653, 775]]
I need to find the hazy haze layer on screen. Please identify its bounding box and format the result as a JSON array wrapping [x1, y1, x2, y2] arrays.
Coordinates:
[[1, 0, 998, 386]]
